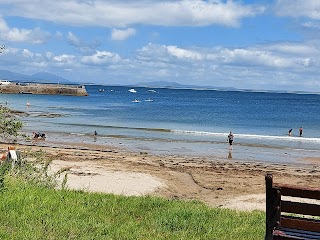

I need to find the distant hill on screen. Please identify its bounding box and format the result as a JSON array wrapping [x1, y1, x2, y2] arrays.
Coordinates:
[[133, 81, 238, 91], [0, 70, 35, 82], [31, 72, 74, 84], [0, 70, 75, 84], [134, 81, 200, 89]]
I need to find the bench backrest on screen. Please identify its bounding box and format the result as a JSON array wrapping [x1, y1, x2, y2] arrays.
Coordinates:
[[265, 174, 320, 240]]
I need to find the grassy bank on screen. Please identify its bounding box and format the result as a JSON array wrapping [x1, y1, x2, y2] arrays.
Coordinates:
[[0, 176, 265, 240], [0, 148, 265, 239]]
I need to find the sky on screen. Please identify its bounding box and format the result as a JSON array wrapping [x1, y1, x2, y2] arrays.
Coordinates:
[[0, 0, 320, 91]]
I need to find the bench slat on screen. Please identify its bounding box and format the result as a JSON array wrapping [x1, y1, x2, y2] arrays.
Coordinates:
[[274, 184, 320, 200], [280, 216, 320, 233], [273, 235, 305, 240], [281, 200, 320, 216], [274, 228, 320, 240]]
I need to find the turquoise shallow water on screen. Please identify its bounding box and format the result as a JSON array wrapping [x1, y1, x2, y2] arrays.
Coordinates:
[[1, 85, 320, 164]]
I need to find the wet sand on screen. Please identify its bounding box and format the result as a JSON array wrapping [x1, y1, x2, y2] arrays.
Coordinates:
[[1, 141, 319, 211]]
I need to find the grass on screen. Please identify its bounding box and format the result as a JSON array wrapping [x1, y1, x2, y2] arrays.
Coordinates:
[[0, 178, 265, 240], [0, 150, 265, 239]]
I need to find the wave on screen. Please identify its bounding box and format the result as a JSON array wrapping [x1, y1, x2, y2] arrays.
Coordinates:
[[24, 119, 320, 143], [21, 126, 320, 154], [172, 130, 320, 143]]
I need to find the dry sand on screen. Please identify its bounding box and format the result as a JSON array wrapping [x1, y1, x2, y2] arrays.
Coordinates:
[[2, 142, 319, 211]]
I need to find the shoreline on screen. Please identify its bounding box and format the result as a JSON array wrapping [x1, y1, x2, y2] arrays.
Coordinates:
[[2, 139, 319, 211], [18, 128, 320, 166]]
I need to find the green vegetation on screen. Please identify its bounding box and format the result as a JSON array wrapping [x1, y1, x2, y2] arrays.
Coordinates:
[[0, 109, 265, 239], [0, 106, 23, 143], [0, 180, 265, 239], [0, 149, 265, 240]]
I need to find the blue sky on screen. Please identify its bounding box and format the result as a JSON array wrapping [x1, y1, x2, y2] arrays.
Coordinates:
[[0, 0, 320, 91]]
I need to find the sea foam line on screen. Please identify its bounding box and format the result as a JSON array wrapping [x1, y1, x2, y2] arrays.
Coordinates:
[[172, 130, 320, 142]]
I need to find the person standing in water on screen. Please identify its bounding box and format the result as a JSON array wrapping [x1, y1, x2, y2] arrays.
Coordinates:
[[288, 129, 292, 136], [299, 127, 303, 137], [228, 131, 234, 150]]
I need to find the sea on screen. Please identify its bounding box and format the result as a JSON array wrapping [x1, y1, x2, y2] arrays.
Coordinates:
[[1, 85, 320, 165]]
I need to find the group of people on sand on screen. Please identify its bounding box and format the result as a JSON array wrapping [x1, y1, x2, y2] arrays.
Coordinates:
[[288, 127, 303, 137]]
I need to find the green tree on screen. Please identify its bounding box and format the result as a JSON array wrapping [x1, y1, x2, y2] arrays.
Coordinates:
[[0, 106, 23, 143]]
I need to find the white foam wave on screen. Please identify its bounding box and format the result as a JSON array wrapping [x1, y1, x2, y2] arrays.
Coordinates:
[[172, 130, 226, 137], [172, 130, 320, 143], [70, 132, 86, 136]]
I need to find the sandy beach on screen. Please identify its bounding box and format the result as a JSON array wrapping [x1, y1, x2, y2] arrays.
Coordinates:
[[2, 141, 319, 211]]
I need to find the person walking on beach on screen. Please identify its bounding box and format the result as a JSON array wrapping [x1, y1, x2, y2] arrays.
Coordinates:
[[228, 131, 234, 150], [299, 127, 303, 137]]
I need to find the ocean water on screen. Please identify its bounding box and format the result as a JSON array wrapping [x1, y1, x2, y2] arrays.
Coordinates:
[[1, 85, 320, 164]]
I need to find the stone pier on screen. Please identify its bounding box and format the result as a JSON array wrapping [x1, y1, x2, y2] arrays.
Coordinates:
[[0, 83, 88, 96]]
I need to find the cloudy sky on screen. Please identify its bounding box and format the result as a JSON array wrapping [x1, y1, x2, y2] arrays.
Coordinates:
[[0, 0, 320, 91]]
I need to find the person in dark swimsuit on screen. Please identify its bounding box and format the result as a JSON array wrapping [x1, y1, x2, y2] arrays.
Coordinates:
[[228, 131, 234, 149]]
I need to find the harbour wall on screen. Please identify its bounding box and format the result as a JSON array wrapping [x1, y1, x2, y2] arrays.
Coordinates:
[[0, 83, 88, 96]]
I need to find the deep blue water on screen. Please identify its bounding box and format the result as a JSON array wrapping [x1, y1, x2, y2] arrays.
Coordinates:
[[1, 85, 320, 164]]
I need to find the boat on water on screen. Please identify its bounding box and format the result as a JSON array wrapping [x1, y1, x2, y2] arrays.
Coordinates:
[[145, 98, 154, 102], [128, 88, 137, 93], [148, 89, 156, 93], [98, 89, 104, 92], [132, 99, 141, 103]]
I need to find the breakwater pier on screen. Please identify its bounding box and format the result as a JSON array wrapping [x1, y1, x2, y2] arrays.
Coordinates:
[[0, 83, 88, 96]]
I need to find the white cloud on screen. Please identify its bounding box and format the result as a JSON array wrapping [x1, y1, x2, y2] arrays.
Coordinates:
[[2, 39, 320, 91], [218, 48, 293, 68], [133, 42, 320, 90], [0, 18, 9, 32], [53, 54, 76, 63], [21, 49, 34, 58], [137, 43, 300, 69], [137, 44, 204, 63], [262, 43, 318, 55], [45, 51, 54, 60], [167, 46, 203, 60], [275, 0, 320, 19], [302, 21, 320, 29], [298, 57, 314, 67], [0, 17, 50, 44], [67, 32, 82, 46], [80, 51, 122, 65], [0, 0, 265, 27], [65, 31, 100, 54], [111, 28, 136, 41]]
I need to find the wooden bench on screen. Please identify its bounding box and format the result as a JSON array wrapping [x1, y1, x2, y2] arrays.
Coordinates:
[[265, 174, 320, 239]]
